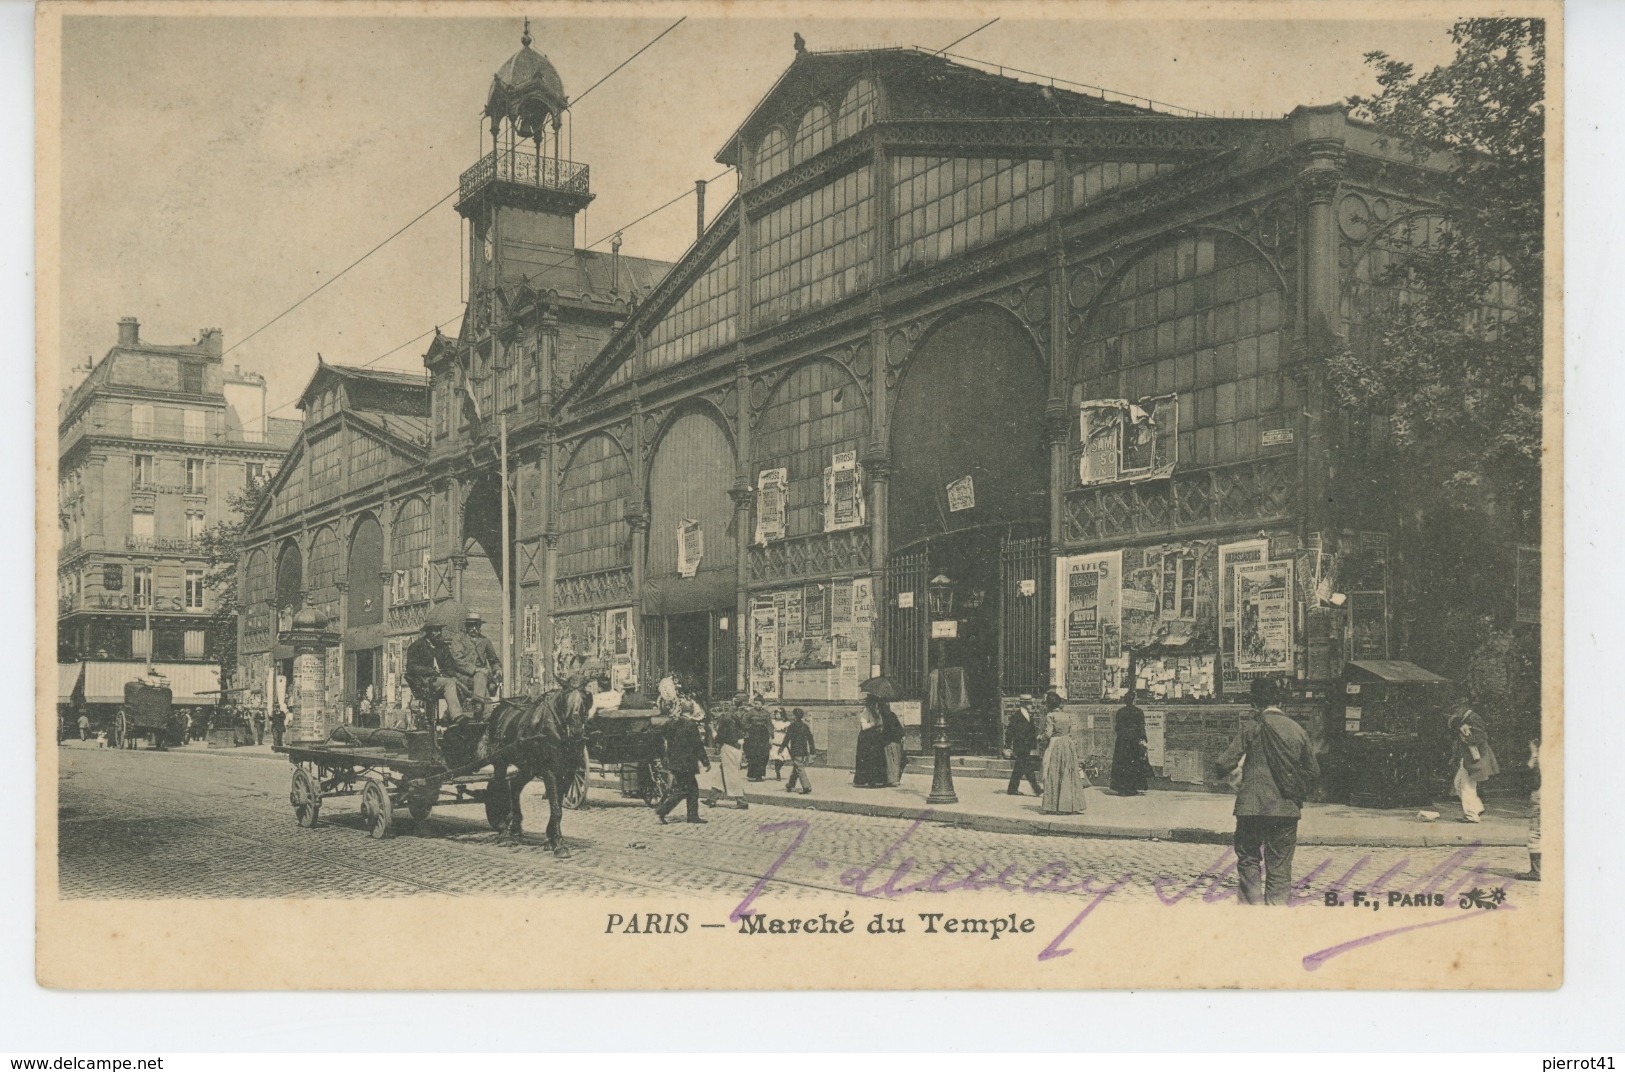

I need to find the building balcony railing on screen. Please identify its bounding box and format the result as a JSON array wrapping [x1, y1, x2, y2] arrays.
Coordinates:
[[459, 150, 590, 203]]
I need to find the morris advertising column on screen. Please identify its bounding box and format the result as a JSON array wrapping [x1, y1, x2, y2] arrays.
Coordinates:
[[280, 607, 340, 744]]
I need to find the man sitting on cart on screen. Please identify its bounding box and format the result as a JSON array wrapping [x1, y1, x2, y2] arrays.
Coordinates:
[[459, 611, 502, 716], [404, 621, 465, 726]]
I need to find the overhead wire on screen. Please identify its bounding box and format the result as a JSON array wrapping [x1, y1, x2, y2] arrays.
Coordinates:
[[253, 163, 734, 425], [935, 17, 1000, 55], [221, 16, 693, 363]]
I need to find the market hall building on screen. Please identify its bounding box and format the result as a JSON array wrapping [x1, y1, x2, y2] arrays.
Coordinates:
[[241, 32, 1512, 785]]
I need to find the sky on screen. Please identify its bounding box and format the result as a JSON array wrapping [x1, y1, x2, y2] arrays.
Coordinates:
[[55, 4, 1461, 420]]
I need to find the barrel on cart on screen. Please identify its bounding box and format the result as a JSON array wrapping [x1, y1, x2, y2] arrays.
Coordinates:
[[115, 679, 189, 750]]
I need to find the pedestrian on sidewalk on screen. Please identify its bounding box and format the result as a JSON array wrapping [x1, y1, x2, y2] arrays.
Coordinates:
[[1110, 691, 1153, 795], [655, 694, 710, 825], [770, 708, 790, 780], [1215, 677, 1320, 906], [705, 698, 749, 810], [1005, 696, 1043, 797], [1520, 733, 1542, 881], [881, 698, 906, 787], [271, 703, 286, 748], [1447, 699, 1499, 823], [1040, 691, 1086, 815], [744, 697, 773, 781], [77, 713, 89, 742], [783, 708, 815, 794], [853, 694, 890, 788], [253, 709, 265, 746]]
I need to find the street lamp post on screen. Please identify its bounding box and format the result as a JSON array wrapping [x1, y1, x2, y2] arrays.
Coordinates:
[[926, 573, 958, 805]]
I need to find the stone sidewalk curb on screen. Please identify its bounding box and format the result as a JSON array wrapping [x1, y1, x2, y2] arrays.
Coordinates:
[[735, 787, 1525, 848]]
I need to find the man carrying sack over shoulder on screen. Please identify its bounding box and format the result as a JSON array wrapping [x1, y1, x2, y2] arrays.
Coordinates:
[[1215, 677, 1320, 906]]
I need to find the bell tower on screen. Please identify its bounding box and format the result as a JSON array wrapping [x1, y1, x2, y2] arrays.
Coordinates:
[[456, 20, 594, 335]]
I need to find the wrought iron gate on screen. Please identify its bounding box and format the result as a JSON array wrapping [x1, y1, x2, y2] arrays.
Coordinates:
[[883, 548, 928, 695], [1000, 528, 1051, 694]]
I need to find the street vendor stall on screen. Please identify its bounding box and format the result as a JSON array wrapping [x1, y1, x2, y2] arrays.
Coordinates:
[[1326, 659, 1452, 807]]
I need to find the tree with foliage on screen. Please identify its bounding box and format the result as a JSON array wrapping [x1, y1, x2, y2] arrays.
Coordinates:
[[1333, 16, 1544, 529], [1330, 18, 1545, 741], [197, 473, 269, 693]]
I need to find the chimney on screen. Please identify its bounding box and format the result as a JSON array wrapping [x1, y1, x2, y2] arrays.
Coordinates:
[[199, 327, 223, 357], [695, 179, 707, 243], [117, 317, 140, 347]]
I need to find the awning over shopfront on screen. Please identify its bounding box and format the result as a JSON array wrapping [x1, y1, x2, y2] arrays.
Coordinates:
[[80, 662, 222, 705], [57, 663, 84, 704], [1345, 660, 1450, 685]]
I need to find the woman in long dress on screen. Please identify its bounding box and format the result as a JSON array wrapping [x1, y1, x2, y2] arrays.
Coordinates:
[[1040, 692, 1086, 814], [853, 696, 890, 788], [880, 700, 905, 786], [1110, 691, 1153, 795], [743, 700, 773, 781]]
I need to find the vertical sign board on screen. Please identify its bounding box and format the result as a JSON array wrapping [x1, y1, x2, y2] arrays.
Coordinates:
[[1055, 551, 1121, 702], [1235, 560, 1295, 675]]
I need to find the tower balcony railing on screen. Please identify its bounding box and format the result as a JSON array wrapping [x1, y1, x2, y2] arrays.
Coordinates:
[[460, 149, 590, 202]]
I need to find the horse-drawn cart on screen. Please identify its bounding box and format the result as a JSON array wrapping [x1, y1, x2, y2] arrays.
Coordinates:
[[274, 715, 589, 839], [580, 706, 674, 808], [114, 679, 190, 750]]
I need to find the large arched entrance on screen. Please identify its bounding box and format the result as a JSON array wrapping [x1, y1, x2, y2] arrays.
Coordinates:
[[646, 408, 737, 701], [345, 514, 385, 713], [461, 474, 513, 658], [888, 305, 1050, 752]]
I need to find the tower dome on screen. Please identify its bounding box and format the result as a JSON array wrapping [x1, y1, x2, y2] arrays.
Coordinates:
[[486, 20, 567, 141]]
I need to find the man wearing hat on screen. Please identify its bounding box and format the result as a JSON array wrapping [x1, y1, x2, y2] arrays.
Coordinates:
[[405, 621, 463, 724], [461, 611, 502, 714], [655, 683, 711, 825]]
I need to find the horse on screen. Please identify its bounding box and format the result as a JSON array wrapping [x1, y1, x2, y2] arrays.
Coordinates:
[[476, 682, 591, 856]]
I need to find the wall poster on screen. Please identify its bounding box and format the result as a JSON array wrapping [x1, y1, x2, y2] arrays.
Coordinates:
[[754, 467, 787, 546], [1219, 538, 1269, 693], [677, 519, 703, 578], [1056, 551, 1122, 702], [749, 596, 780, 700], [1235, 560, 1295, 674], [946, 475, 975, 512], [824, 450, 865, 531], [852, 576, 874, 622]]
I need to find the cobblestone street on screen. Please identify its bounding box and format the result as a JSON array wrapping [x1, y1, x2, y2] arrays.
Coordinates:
[[58, 746, 1541, 914]]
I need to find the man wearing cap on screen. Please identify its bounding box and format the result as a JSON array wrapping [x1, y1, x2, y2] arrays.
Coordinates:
[[461, 612, 502, 714], [405, 622, 463, 725]]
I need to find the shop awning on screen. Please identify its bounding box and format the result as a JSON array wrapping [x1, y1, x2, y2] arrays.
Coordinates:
[[81, 662, 222, 705], [57, 663, 83, 704], [1345, 660, 1450, 685]]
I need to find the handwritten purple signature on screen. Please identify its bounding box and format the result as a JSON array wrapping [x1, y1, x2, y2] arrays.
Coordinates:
[[729, 811, 1520, 969]]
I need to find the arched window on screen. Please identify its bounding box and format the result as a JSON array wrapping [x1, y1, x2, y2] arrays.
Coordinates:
[[755, 127, 790, 183], [792, 103, 832, 164], [346, 515, 385, 627], [1075, 232, 1289, 471], [391, 497, 430, 603], [647, 411, 736, 579], [558, 434, 633, 576], [835, 79, 876, 141], [753, 360, 869, 538]]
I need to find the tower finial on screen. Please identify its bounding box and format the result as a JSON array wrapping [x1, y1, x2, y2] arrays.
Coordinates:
[[521, 18, 532, 48]]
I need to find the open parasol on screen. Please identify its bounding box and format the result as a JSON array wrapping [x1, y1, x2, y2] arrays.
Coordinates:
[[858, 675, 905, 701]]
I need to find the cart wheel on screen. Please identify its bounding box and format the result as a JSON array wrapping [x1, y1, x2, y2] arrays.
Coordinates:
[[291, 767, 322, 828], [485, 787, 510, 831], [113, 711, 128, 750], [562, 748, 589, 810], [407, 782, 438, 822], [360, 776, 393, 839], [642, 761, 672, 808]]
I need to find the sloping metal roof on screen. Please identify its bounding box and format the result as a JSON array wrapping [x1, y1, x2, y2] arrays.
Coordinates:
[[1345, 660, 1450, 685], [81, 662, 221, 705]]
